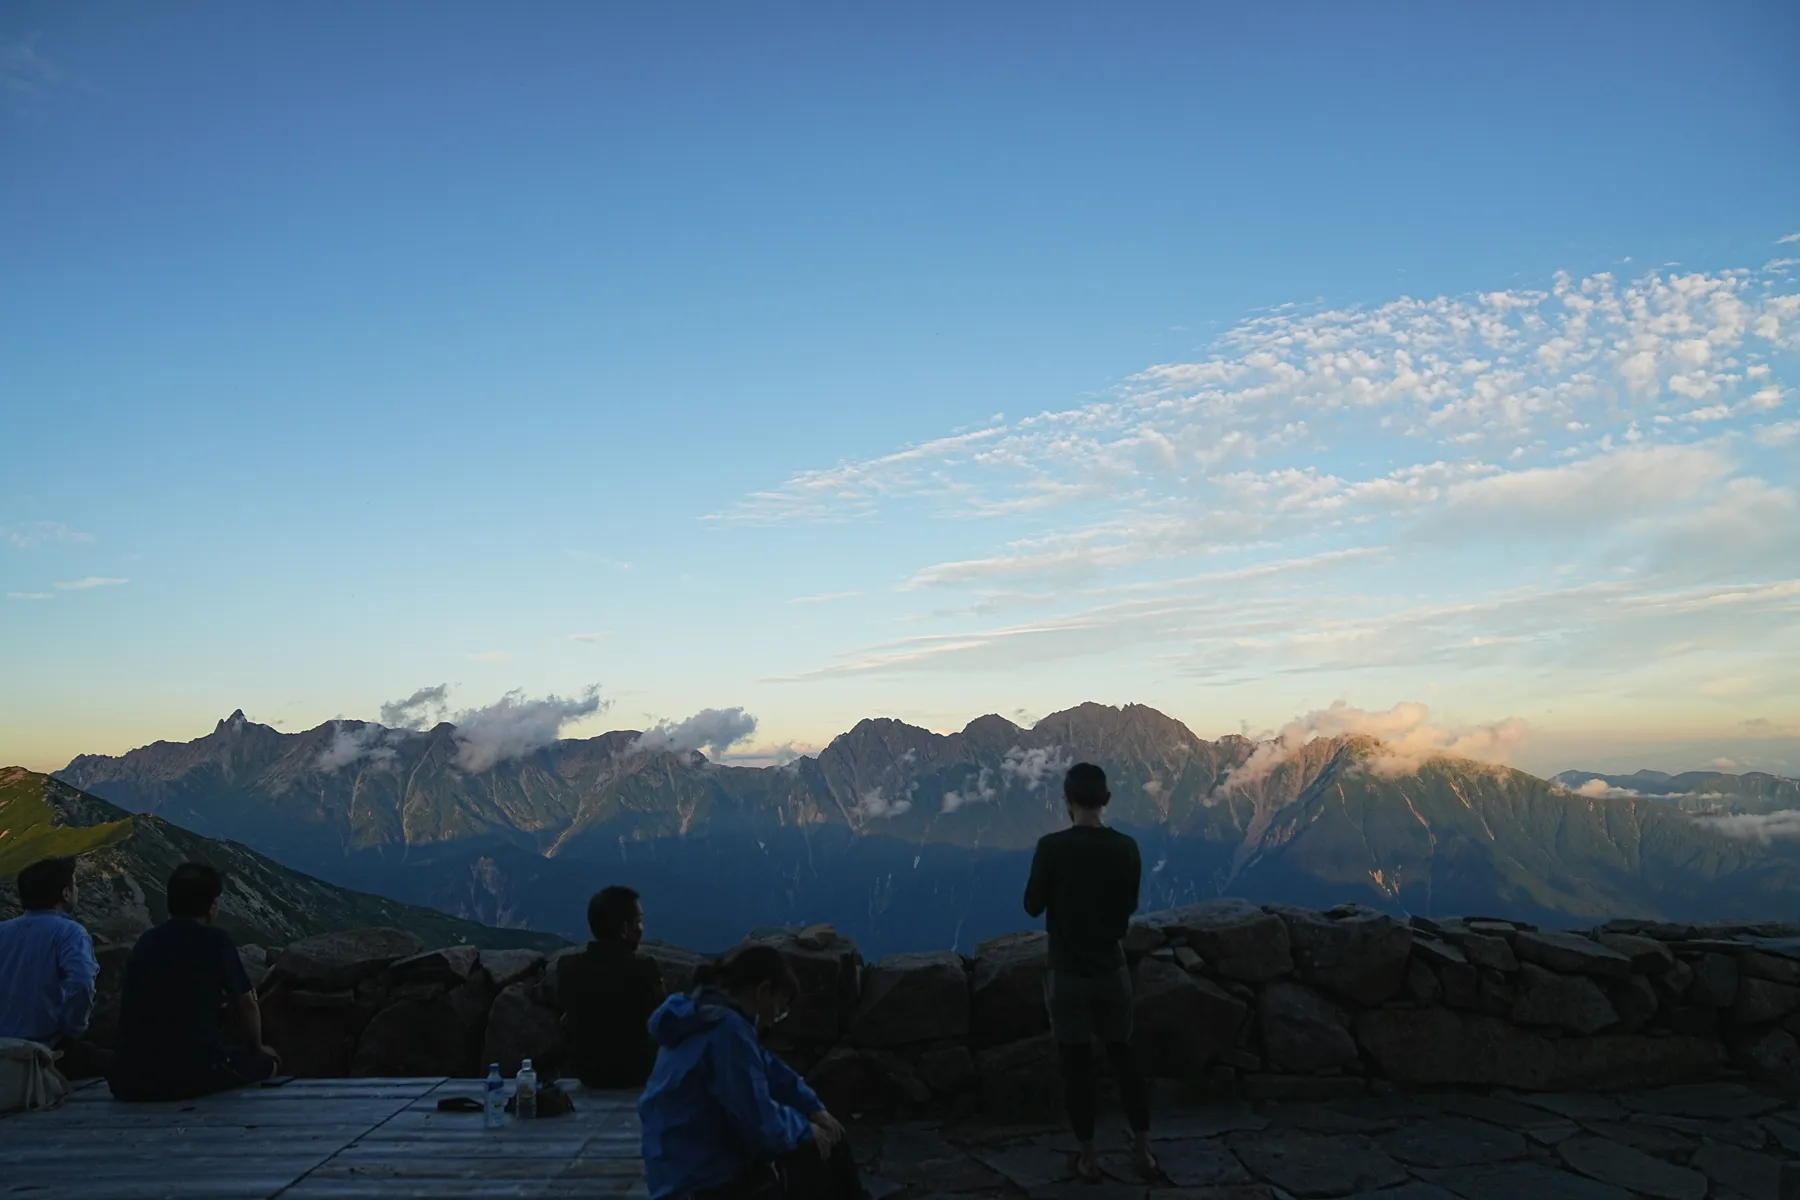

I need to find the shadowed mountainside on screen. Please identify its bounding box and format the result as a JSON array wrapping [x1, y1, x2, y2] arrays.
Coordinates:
[[55, 704, 1800, 955]]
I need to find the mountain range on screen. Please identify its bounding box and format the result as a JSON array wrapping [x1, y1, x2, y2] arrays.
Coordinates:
[[0, 766, 562, 951], [51, 703, 1800, 957]]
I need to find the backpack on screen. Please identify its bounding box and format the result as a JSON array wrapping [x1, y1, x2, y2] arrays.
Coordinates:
[[0, 1038, 72, 1113]]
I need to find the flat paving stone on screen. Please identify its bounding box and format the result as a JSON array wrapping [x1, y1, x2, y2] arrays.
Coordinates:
[[1762, 1115, 1800, 1154], [1515, 1093, 1627, 1122], [1527, 1122, 1581, 1146], [1147, 1108, 1270, 1140], [1147, 1141, 1253, 1188], [967, 1143, 1073, 1190], [1619, 1083, 1786, 1120], [1416, 1162, 1633, 1200], [1692, 1143, 1786, 1200], [1434, 1094, 1568, 1130], [1226, 1130, 1408, 1198], [1027, 1184, 1146, 1200], [1632, 1111, 1772, 1148], [1350, 1185, 1462, 1200], [1579, 1118, 1697, 1160], [1556, 1134, 1707, 1200], [1377, 1118, 1529, 1168]]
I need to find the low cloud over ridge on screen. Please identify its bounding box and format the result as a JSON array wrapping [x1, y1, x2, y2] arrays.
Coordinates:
[[631, 707, 759, 758], [1225, 700, 1528, 791]]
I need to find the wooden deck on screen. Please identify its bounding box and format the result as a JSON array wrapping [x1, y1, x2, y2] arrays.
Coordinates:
[[0, 1077, 646, 1200]]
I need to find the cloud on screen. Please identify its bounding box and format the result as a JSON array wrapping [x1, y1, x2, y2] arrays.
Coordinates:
[[852, 786, 914, 820], [467, 651, 513, 663], [1755, 421, 1800, 447], [1225, 701, 1528, 791], [2, 520, 91, 549], [630, 707, 759, 757], [315, 722, 400, 773], [941, 767, 997, 813], [379, 684, 451, 730], [449, 686, 607, 772], [1000, 745, 1073, 790], [1692, 811, 1800, 843], [54, 577, 128, 590], [566, 632, 612, 643], [1430, 444, 1729, 537], [787, 591, 864, 605], [5, 592, 53, 600], [0, 36, 60, 98], [1572, 779, 1640, 799], [1779, 234, 1800, 245]]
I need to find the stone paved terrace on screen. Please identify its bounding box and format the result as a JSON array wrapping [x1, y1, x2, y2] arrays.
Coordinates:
[[0, 1077, 644, 1199], [7, 1078, 1800, 1200]]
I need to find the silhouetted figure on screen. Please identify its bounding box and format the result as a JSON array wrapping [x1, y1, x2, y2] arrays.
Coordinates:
[[559, 885, 666, 1088], [108, 862, 280, 1100], [0, 856, 110, 1079], [639, 945, 862, 1200], [1025, 762, 1155, 1180]]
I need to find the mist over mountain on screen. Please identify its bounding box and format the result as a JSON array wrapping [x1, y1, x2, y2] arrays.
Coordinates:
[[56, 704, 1800, 956]]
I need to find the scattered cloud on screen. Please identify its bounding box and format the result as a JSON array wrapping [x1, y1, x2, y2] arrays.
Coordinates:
[[1225, 701, 1528, 791], [941, 767, 998, 813], [566, 632, 612, 643], [787, 591, 864, 605], [1572, 779, 1640, 799], [53, 577, 128, 590], [853, 786, 914, 820], [1000, 745, 1073, 790], [0, 36, 60, 99], [630, 706, 759, 758], [315, 722, 401, 773], [449, 686, 607, 772], [1, 520, 91, 549], [1692, 810, 1800, 843], [1779, 233, 1800, 246], [379, 684, 451, 730], [5, 592, 54, 601]]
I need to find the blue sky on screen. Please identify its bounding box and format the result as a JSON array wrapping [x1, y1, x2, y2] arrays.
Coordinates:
[[3, 2, 1797, 776]]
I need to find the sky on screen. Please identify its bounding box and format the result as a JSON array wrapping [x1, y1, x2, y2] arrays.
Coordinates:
[[3, 2, 1798, 778]]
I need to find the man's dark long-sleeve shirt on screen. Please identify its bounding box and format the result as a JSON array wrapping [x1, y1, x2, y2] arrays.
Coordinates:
[[558, 938, 667, 1088], [1024, 824, 1142, 977]]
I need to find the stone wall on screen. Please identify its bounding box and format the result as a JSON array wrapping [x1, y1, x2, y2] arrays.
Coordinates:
[[87, 904, 1800, 1116]]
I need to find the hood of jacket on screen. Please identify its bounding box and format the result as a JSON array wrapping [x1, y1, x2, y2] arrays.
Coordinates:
[[647, 988, 742, 1048]]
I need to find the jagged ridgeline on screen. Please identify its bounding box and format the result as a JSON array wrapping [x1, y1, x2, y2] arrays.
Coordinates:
[[53, 704, 1800, 956], [0, 768, 561, 951]]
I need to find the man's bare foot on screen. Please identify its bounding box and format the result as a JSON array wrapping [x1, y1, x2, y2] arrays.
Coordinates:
[[1074, 1143, 1102, 1182], [1131, 1132, 1158, 1177]]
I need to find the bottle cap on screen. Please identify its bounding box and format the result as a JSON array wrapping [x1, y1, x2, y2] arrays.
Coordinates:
[[520, 1058, 533, 1070], [488, 1063, 500, 1073]]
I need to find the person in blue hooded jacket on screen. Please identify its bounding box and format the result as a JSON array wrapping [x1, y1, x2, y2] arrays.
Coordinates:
[[639, 943, 864, 1200]]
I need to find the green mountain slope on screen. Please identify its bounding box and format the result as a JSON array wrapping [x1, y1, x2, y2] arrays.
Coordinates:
[[0, 767, 563, 950]]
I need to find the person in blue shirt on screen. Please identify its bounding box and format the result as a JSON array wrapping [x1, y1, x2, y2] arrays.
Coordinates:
[[0, 856, 109, 1079], [639, 944, 863, 1200]]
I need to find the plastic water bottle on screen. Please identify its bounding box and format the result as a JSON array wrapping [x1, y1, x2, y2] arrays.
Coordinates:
[[514, 1058, 538, 1121], [483, 1063, 505, 1128]]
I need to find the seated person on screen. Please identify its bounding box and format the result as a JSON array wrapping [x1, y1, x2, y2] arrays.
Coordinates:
[[107, 862, 281, 1100], [639, 945, 861, 1200], [558, 884, 666, 1088], [0, 856, 110, 1078]]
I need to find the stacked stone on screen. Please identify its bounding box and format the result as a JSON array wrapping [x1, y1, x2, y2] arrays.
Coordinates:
[[78, 905, 1800, 1118]]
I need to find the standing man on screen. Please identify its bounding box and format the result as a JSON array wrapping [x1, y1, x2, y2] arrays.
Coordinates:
[[558, 885, 667, 1088], [1024, 763, 1155, 1181], [0, 856, 108, 1078], [108, 862, 280, 1100]]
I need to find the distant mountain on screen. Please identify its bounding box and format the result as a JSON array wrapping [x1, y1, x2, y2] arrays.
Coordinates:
[[1553, 768, 1800, 810], [56, 705, 1800, 956], [0, 767, 563, 951]]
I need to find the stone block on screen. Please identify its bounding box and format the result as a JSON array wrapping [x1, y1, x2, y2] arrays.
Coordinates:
[[1511, 963, 1619, 1035], [971, 931, 1049, 1047], [1512, 931, 1632, 979], [1133, 956, 1247, 1078], [1267, 903, 1412, 1005], [1142, 899, 1294, 983], [1259, 981, 1357, 1073], [851, 950, 969, 1047]]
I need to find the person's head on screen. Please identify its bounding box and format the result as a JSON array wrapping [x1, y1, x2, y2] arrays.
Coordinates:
[[587, 885, 645, 950], [693, 944, 800, 1033], [166, 862, 226, 923], [18, 856, 78, 913], [1063, 762, 1110, 821]]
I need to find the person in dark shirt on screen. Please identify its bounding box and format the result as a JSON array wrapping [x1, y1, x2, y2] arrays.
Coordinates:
[[1024, 762, 1154, 1180], [558, 885, 667, 1088], [107, 862, 280, 1101]]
